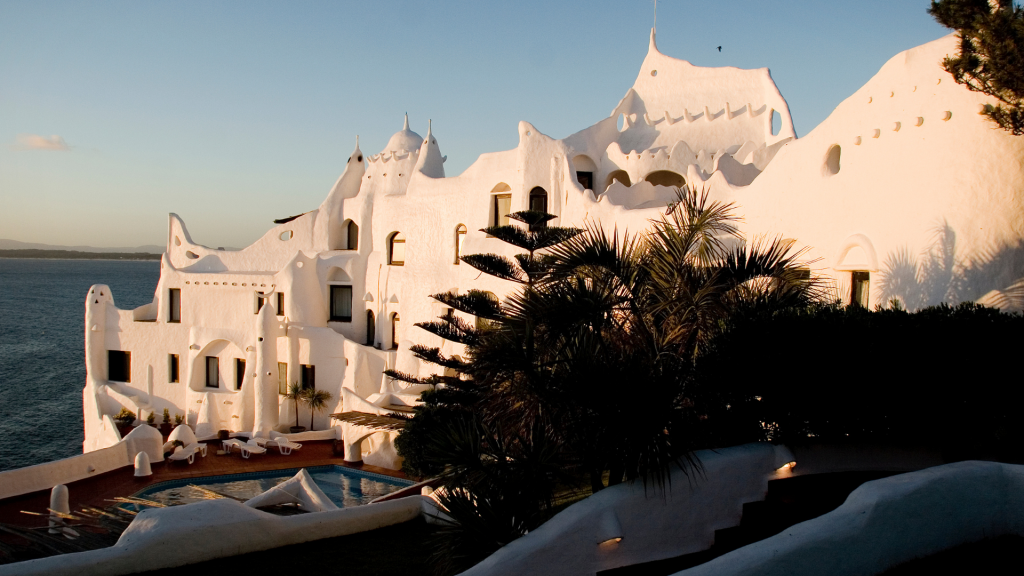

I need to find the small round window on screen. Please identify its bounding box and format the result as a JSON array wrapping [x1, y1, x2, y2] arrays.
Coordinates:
[[279, 231, 293, 241]]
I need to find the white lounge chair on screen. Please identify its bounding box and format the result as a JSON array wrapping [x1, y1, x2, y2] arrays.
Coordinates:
[[266, 433, 302, 455], [227, 438, 268, 457], [221, 438, 244, 454], [168, 445, 195, 464]]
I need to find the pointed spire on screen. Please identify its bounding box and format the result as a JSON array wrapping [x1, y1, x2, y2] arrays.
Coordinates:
[[427, 119, 433, 138], [403, 113, 409, 131], [649, 27, 658, 54]]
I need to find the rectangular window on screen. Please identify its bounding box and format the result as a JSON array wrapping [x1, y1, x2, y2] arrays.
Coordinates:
[[278, 362, 288, 395], [235, 358, 245, 390], [576, 171, 594, 191], [493, 193, 512, 227], [169, 354, 180, 383], [301, 364, 315, 391], [205, 356, 219, 388], [851, 271, 870, 308], [254, 291, 267, 314], [168, 288, 180, 323], [276, 292, 285, 316], [108, 350, 131, 382], [330, 285, 353, 322]]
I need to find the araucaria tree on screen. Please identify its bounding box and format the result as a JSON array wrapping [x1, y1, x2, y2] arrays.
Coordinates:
[[391, 189, 820, 574], [930, 0, 1024, 134]]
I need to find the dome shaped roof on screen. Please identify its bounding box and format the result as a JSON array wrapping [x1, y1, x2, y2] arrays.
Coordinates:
[[383, 113, 423, 153]]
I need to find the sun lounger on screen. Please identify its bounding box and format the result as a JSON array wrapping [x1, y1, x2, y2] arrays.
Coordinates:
[[168, 445, 196, 464], [240, 438, 267, 459], [266, 433, 302, 455]]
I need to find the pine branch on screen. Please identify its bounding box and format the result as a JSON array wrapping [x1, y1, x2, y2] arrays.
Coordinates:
[[431, 290, 504, 320], [383, 369, 437, 385], [514, 253, 557, 284], [480, 226, 532, 249], [461, 254, 527, 284], [416, 317, 482, 346], [508, 210, 556, 227], [409, 344, 472, 371]]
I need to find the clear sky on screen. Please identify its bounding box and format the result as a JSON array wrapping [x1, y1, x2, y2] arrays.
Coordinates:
[[0, 1, 948, 249]]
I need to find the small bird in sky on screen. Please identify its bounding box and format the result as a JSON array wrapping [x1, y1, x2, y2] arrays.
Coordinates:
[[717, 46, 722, 52]]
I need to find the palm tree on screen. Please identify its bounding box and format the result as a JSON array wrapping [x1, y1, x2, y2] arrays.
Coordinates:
[[528, 186, 823, 487], [301, 388, 334, 431], [393, 187, 822, 573], [285, 382, 304, 431]]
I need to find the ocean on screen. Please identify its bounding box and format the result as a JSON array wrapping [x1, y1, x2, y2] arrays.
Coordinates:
[[0, 259, 159, 471]]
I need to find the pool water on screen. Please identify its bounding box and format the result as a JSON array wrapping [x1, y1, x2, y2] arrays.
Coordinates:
[[133, 466, 414, 508]]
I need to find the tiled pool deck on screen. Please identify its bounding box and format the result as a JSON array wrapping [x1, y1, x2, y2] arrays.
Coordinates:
[[0, 440, 407, 528]]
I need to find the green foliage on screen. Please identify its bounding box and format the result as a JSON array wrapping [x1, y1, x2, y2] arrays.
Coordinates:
[[285, 382, 303, 428], [162, 408, 170, 424], [146, 412, 156, 425], [696, 301, 1024, 458], [301, 387, 334, 431], [114, 408, 136, 425], [397, 185, 822, 574], [174, 413, 184, 426], [930, 0, 1024, 134]]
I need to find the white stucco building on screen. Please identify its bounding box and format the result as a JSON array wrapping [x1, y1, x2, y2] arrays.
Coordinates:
[[81, 30, 1024, 467]]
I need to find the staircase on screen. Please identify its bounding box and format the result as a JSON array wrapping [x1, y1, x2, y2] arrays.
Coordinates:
[[598, 471, 895, 576]]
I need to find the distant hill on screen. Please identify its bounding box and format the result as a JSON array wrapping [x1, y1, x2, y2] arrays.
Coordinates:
[[0, 249, 161, 261], [0, 239, 164, 254]]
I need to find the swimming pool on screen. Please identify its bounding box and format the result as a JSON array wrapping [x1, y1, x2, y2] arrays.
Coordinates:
[[132, 466, 414, 509]]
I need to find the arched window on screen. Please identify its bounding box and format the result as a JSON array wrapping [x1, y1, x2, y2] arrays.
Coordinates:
[[606, 170, 631, 190], [346, 221, 359, 250], [388, 232, 405, 266], [572, 155, 597, 190], [390, 313, 401, 349], [644, 171, 686, 188], [529, 187, 548, 213], [366, 310, 375, 346], [454, 224, 467, 264]]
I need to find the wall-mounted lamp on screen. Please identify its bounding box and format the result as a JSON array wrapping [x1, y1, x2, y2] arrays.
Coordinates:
[[777, 461, 796, 472], [596, 510, 624, 546]]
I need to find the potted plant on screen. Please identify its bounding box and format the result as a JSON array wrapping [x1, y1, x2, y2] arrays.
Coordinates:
[[115, 407, 136, 438], [160, 408, 172, 437], [286, 382, 306, 434], [174, 413, 184, 427], [301, 387, 334, 432], [146, 412, 156, 427]]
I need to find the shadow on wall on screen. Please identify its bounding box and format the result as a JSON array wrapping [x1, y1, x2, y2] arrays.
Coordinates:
[[879, 221, 1024, 311]]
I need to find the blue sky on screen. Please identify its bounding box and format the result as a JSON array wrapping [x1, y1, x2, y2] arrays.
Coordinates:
[[0, 1, 948, 249]]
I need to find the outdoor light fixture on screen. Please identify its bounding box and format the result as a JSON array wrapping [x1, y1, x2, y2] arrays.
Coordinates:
[[596, 510, 624, 546], [777, 461, 797, 471]]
